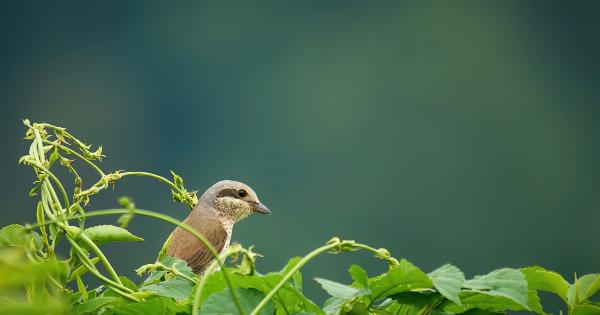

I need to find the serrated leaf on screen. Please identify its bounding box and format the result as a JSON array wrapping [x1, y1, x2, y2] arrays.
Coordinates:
[[119, 276, 138, 291], [140, 277, 194, 302], [72, 297, 117, 314], [81, 225, 143, 246], [141, 270, 167, 286], [168, 257, 196, 279], [521, 266, 570, 303], [429, 264, 465, 306], [368, 259, 433, 301], [315, 278, 370, 300], [464, 268, 530, 310], [103, 296, 189, 315], [199, 288, 275, 315], [0, 224, 41, 250]]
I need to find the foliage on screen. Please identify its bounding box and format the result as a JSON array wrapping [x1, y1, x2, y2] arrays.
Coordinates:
[[0, 120, 597, 315]]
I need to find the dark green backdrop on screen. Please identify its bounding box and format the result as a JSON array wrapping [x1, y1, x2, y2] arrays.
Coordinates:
[[1, 1, 599, 311]]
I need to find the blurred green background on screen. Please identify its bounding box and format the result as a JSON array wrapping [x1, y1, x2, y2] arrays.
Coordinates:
[[1, 1, 599, 310]]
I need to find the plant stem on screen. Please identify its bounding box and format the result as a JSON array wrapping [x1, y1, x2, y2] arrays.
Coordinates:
[[29, 162, 71, 215], [119, 172, 194, 208], [28, 208, 244, 314], [42, 140, 105, 177]]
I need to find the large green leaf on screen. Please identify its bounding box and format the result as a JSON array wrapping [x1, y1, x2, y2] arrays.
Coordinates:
[[388, 291, 443, 315], [569, 274, 600, 305], [140, 277, 194, 302], [104, 296, 189, 315], [314, 278, 370, 299], [199, 288, 275, 315], [81, 225, 143, 246], [429, 264, 465, 306], [72, 297, 117, 314], [368, 259, 433, 301], [0, 224, 41, 250], [572, 303, 600, 315], [463, 268, 530, 309], [521, 266, 570, 303]]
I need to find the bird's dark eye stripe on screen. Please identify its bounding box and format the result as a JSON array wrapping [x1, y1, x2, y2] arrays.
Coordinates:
[[217, 188, 248, 199], [217, 188, 240, 198]]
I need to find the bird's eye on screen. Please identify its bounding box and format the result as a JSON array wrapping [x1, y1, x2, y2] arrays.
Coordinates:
[[237, 189, 247, 198]]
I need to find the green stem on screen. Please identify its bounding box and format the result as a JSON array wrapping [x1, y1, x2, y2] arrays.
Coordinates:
[[119, 172, 194, 208], [42, 140, 105, 177], [29, 161, 71, 215]]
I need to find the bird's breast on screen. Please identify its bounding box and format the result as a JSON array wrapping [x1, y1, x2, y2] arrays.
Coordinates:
[[219, 217, 235, 255]]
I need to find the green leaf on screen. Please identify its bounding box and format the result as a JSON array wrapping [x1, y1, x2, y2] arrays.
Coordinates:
[[429, 264, 465, 306], [0, 224, 40, 249], [463, 268, 530, 310], [585, 276, 600, 301], [119, 276, 138, 291], [348, 264, 369, 288], [169, 257, 196, 279], [368, 259, 433, 301], [140, 277, 194, 302], [81, 225, 143, 246], [573, 303, 600, 315], [322, 296, 346, 315], [199, 288, 275, 315], [141, 270, 167, 286], [315, 278, 370, 300], [570, 274, 600, 305], [103, 296, 189, 315], [75, 275, 88, 302], [521, 266, 570, 303], [72, 297, 117, 314]]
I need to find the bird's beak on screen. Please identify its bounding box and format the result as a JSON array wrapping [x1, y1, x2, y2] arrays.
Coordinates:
[[251, 202, 271, 215]]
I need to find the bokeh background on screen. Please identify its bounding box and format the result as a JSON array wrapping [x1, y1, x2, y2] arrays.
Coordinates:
[[1, 1, 599, 312]]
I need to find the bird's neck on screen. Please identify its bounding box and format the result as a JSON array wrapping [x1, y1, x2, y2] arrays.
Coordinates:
[[195, 200, 236, 233]]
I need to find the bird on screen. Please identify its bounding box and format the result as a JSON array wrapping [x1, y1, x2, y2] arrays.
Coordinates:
[[162, 180, 270, 274]]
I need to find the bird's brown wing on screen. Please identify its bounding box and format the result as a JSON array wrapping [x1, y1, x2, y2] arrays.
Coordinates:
[[165, 215, 227, 274]]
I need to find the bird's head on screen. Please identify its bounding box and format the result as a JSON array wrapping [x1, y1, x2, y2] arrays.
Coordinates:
[[202, 180, 270, 221]]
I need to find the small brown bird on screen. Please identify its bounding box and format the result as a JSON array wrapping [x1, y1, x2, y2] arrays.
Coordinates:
[[163, 180, 270, 274]]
